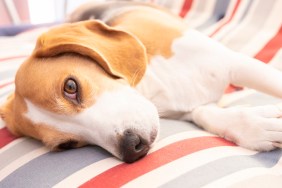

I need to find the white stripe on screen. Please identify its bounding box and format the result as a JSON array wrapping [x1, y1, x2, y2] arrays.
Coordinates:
[[0, 84, 14, 96], [203, 156, 282, 188], [218, 89, 257, 107], [269, 49, 282, 70], [0, 138, 26, 154], [184, 0, 216, 28], [210, 0, 251, 41], [0, 57, 25, 63], [0, 30, 47, 58], [0, 37, 34, 58], [15, 27, 48, 39], [182, 0, 199, 19], [122, 147, 256, 188], [0, 59, 25, 70], [53, 157, 122, 188], [0, 85, 14, 105], [0, 56, 27, 61], [0, 49, 32, 59], [230, 1, 282, 55], [230, 174, 282, 188], [0, 65, 21, 74], [3, 0, 21, 24], [167, 0, 185, 14], [54, 131, 213, 187], [0, 78, 14, 86], [0, 147, 48, 181], [0, 55, 27, 62], [219, 0, 269, 48], [203, 0, 243, 36]]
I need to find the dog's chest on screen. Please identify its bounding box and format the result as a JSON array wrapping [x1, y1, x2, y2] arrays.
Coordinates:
[[136, 30, 232, 120]]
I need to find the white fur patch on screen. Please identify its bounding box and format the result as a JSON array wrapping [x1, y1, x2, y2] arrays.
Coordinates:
[[137, 29, 234, 120], [24, 86, 159, 158]]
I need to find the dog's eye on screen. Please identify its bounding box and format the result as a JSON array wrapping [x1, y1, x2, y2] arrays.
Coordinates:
[[64, 79, 78, 100]]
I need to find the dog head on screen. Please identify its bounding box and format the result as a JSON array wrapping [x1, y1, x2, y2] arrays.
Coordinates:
[[0, 20, 159, 163]]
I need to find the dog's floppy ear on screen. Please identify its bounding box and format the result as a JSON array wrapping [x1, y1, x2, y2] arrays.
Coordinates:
[[33, 20, 147, 86]]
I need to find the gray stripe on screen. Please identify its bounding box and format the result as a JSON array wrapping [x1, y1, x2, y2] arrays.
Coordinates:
[[155, 0, 176, 9], [0, 138, 42, 170], [197, 0, 230, 30], [0, 146, 111, 188], [161, 149, 282, 188], [227, 92, 282, 107], [186, 0, 206, 20], [222, 0, 276, 50], [238, 0, 254, 22], [215, 0, 254, 41], [159, 119, 200, 139]]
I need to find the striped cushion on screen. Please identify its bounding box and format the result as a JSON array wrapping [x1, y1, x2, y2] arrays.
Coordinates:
[[1, 0, 282, 187]]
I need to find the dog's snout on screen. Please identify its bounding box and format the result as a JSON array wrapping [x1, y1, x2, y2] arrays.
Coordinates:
[[121, 129, 150, 163]]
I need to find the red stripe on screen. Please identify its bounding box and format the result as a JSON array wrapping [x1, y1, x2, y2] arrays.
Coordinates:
[[209, 0, 241, 37], [179, 0, 193, 18], [0, 127, 18, 148], [254, 25, 282, 63], [0, 55, 28, 62], [0, 81, 14, 89], [80, 136, 235, 188]]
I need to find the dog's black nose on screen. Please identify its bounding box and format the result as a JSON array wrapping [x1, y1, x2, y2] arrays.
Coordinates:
[[121, 129, 150, 163]]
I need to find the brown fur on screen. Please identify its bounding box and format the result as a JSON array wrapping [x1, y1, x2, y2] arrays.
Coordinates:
[[109, 8, 186, 58], [1, 55, 127, 149], [34, 20, 147, 86], [0, 6, 185, 151]]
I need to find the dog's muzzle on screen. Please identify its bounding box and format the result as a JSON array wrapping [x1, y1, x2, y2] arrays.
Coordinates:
[[120, 129, 150, 163]]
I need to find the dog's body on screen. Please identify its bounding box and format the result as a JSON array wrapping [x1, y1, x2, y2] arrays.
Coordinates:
[[1, 2, 282, 163]]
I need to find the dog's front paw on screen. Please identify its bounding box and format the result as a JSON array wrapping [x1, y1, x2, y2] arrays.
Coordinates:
[[223, 104, 282, 151]]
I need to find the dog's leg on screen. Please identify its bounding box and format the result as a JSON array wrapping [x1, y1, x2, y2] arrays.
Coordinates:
[[191, 103, 282, 151], [229, 53, 282, 98]]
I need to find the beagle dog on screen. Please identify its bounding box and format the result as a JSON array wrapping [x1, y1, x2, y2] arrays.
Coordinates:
[[1, 1, 282, 163]]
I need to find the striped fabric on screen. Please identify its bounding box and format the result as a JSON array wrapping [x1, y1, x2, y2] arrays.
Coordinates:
[[1, 0, 282, 187]]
